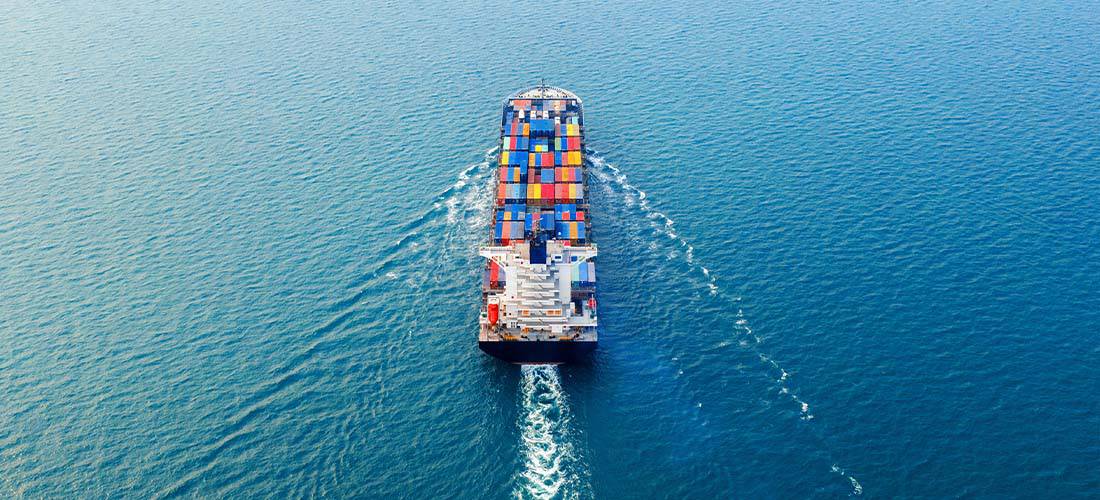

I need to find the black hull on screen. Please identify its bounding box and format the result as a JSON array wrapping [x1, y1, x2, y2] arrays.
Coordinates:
[[479, 340, 596, 364]]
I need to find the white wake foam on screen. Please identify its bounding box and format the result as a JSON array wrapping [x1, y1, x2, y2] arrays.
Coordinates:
[[586, 150, 861, 495], [443, 147, 497, 225], [515, 365, 588, 500]]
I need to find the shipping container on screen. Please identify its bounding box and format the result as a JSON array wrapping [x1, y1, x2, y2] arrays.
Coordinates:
[[555, 183, 582, 201], [503, 136, 529, 151], [554, 203, 575, 221], [556, 123, 581, 137], [502, 184, 525, 201], [501, 150, 530, 167], [555, 167, 581, 182], [540, 212, 554, 230], [496, 203, 525, 221], [530, 119, 554, 136], [498, 166, 526, 183]]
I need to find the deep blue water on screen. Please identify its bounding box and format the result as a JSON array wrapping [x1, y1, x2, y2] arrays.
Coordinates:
[[2, 0, 1099, 497]]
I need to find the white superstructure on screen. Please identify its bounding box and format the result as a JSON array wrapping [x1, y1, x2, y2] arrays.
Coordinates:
[[479, 241, 597, 341]]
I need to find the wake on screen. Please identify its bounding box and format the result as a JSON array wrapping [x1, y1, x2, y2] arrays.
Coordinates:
[[152, 149, 498, 499], [586, 150, 863, 495], [515, 365, 590, 500]]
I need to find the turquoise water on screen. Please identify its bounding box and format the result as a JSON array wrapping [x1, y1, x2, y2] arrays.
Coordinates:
[[3, 0, 1099, 497]]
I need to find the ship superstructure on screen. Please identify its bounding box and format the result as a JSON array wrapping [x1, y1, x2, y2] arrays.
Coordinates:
[[478, 86, 597, 364]]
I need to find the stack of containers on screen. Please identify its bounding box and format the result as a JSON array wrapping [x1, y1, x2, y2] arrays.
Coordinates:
[[556, 123, 580, 137], [496, 204, 525, 221], [554, 221, 586, 242], [570, 261, 596, 287], [496, 97, 587, 246], [555, 167, 581, 182], [528, 152, 555, 168], [525, 182, 554, 206], [554, 183, 582, 201], [504, 121, 530, 137], [554, 203, 586, 222], [524, 211, 555, 233], [529, 119, 554, 136], [488, 261, 506, 288], [494, 220, 525, 244], [500, 117, 530, 204], [562, 151, 582, 166], [503, 136, 529, 151], [498, 166, 525, 183], [554, 136, 581, 151]]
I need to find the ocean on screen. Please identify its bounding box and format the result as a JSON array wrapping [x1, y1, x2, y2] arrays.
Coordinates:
[[2, 0, 1098, 497]]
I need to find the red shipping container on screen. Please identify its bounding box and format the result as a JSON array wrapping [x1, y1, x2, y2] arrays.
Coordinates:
[[575, 210, 585, 221], [567, 137, 581, 150], [497, 183, 506, 201], [542, 184, 554, 200]]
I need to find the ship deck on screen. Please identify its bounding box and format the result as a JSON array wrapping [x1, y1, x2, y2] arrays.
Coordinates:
[[478, 86, 598, 362]]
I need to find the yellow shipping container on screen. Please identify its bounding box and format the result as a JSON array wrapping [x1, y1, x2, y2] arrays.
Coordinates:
[[567, 151, 582, 165], [500, 151, 510, 165]]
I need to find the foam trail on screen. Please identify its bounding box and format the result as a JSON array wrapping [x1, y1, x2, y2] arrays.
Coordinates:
[[586, 149, 862, 495], [515, 365, 589, 500], [330, 147, 497, 308], [585, 153, 717, 295], [832, 464, 864, 496]]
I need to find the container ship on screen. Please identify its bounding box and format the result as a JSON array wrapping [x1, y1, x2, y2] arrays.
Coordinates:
[[479, 86, 597, 364]]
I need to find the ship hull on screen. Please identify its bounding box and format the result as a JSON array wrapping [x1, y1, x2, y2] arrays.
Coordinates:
[[480, 86, 598, 365], [479, 339, 596, 364]]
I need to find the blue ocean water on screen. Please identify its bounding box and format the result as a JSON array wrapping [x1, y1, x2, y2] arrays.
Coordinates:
[[2, 0, 1099, 497]]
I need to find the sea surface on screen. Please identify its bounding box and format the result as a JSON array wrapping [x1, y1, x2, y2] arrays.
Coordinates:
[[2, 0, 1098, 498]]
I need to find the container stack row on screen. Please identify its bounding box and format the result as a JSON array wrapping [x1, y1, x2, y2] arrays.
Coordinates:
[[494, 97, 589, 244], [570, 261, 596, 287], [484, 260, 508, 290]]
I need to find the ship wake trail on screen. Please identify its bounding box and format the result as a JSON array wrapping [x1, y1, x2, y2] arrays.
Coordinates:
[[586, 149, 863, 495], [152, 149, 499, 499], [515, 365, 590, 500]]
